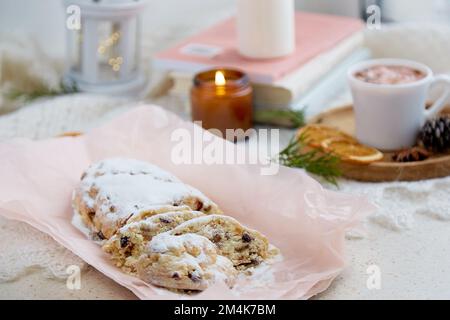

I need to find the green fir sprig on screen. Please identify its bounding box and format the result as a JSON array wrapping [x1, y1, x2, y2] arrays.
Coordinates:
[[254, 109, 306, 128], [7, 81, 78, 103], [277, 133, 342, 185]]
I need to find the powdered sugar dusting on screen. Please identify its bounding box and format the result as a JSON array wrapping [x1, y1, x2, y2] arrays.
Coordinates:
[[84, 158, 178, 182], [93, 174, 210, 218], [149, 233, 215, 256], [75, 158, 216, 233], [232, 252, 283, 295], [211, 256, 236, 283], [121, 209, 204, 233], [146, 233, 238, 290]]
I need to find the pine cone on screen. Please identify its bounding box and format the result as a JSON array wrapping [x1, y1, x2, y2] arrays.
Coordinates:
[[418, 116, 450, 152]]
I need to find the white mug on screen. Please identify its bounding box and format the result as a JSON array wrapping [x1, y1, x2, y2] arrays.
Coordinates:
[[348, 59, 450, 151]]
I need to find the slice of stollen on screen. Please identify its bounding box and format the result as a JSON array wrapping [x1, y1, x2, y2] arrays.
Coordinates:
[[136, 233, 237, 291], [103, 209, 205, 273], [168, 215, 273, 269]]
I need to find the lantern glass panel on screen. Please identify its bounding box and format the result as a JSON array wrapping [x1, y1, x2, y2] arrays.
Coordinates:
[[68, 18, 140, 85], [67, 28, 82, 74], [95, 20, 136, 83]]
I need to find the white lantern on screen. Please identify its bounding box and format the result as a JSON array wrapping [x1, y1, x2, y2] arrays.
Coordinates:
[[64, 0, 147, 94]]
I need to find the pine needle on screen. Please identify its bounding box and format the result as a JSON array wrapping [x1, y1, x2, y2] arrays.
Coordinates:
[[254, 109, 306, 128], [277, 133, 342, 185], [6, 81, 78, 102]]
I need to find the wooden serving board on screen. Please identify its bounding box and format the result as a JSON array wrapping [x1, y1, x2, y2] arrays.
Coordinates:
[[309, 105, 450, 182]]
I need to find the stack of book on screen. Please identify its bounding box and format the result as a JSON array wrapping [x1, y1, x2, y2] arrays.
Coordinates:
[[153, 11, 368, 115]]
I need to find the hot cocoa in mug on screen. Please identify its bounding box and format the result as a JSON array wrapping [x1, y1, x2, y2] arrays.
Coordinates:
[[355, 65, 426, 85], [348, 59, 450, 151]]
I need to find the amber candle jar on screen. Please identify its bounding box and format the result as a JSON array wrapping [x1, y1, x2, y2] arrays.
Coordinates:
[[191, 69, 253, 140]]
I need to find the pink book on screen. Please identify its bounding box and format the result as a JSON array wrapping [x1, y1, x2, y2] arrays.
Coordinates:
[[154, 11, 364, 84]]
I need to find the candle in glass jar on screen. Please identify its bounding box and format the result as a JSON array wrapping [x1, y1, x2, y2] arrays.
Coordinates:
[[191, 69, 253, 140]]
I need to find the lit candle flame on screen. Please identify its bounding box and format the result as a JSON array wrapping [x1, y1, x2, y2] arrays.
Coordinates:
[[215, 71, 226, 86]]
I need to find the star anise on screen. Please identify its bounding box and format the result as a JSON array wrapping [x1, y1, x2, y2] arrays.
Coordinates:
[[392, 147, 430, 162]]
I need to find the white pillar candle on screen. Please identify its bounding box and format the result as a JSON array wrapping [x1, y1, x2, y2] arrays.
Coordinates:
[[237, 0, 295, 59]]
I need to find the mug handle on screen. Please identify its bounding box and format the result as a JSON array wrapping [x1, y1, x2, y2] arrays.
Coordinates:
[[425, 74, 450, 119]]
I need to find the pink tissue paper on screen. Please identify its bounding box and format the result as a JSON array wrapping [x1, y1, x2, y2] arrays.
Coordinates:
[[0, 105, 374, 299]]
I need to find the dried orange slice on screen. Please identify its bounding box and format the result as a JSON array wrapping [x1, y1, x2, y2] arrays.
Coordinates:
[[321, 137, 383, 164], [297, 124, 356, 148]]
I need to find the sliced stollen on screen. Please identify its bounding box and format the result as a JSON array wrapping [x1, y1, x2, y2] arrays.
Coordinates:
[[168, 215, 272, 269], [136, 233, 237, 291], [73, 158, 280, 293], [72, 158, 222, 239], [103, 208, 206, 273]]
